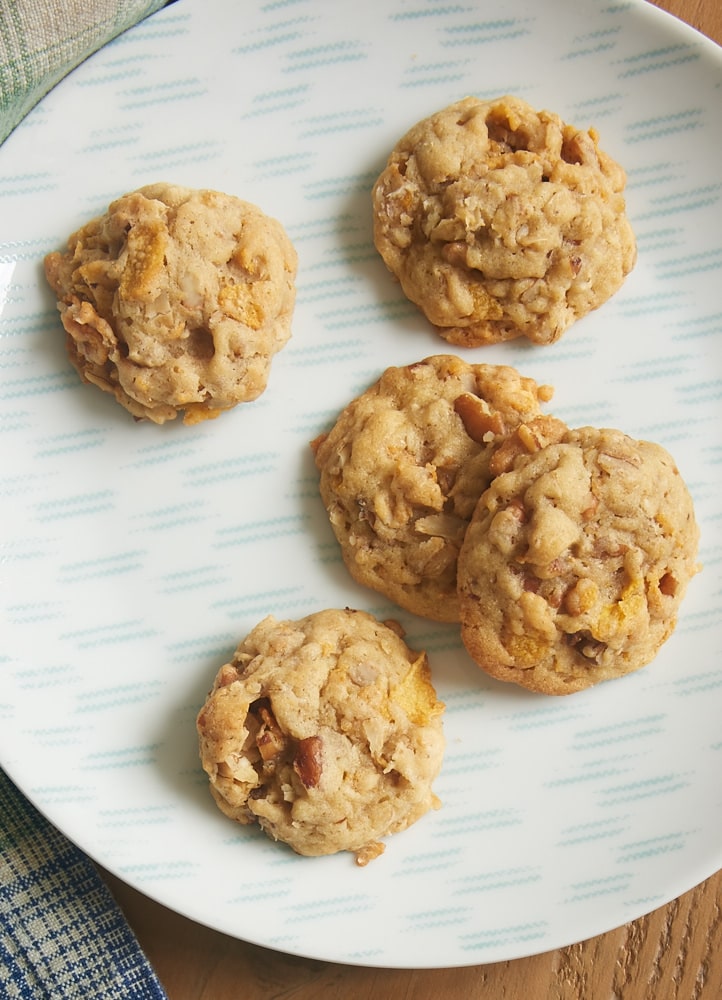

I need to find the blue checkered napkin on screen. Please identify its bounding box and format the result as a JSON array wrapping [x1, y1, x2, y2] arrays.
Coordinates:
[[0, 769, 168, 1000]]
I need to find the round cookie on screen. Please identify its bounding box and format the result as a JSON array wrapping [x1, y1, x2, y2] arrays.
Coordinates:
[[458, 426, 700, 694], [44, 182, 297, 424], [312, 354, 562, 622], [196, 608, 445, 865], [372, 95, 636, 347]]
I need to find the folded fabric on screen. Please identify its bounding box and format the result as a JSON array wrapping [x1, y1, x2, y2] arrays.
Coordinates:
[[0, 768, 169, 999], [1, 4, 175, 995], [0, 0, 170, 144]]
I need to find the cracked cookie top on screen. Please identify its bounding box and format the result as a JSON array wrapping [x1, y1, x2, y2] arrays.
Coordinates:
[[44, 182, 297, 424], [372, 95, 636, 347], [458, 426, 700, 694], [196, 608, 445, 864]]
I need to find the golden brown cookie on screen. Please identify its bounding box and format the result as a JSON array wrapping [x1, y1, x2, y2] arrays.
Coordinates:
[[44, 182, 297, 424], [372, 95, 636, 347], [458, 426, 700, 694], [312, 354, 561, 622], [196, 608, 445, 864]]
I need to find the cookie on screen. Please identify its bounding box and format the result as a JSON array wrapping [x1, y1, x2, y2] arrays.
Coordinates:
[[44, 182, 297, 424], [372, 95, 636, 347], [196, 608, 445, 864], [458, 426, 700, 694], [312, 354, 562, 622]]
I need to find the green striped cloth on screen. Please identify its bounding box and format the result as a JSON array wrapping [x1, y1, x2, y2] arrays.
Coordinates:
[[0, 0, 170, 144]]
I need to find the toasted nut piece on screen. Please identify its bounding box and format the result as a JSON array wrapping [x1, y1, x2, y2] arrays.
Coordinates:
[[293, 736, 324, 788], [439, 241, 468, 267], [216, 663, 239, 688], [489, 415, 567, 476], [454, 392, 505, 443], [254, 701, 286, 763], [564, 630, 607, 664]]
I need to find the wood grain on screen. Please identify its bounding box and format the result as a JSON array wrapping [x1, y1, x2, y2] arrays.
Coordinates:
[[102, 1, 722, 996], [103, 866, 722, 999]]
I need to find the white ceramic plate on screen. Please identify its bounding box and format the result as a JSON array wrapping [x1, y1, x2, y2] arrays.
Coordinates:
[[1, 0, 721, 969]]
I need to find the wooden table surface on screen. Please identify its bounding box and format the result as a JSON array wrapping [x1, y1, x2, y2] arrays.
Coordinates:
[[102, 1, 722, 996]]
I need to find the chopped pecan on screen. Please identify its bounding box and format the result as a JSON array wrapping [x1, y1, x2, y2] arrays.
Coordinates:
[[543, 576, 568, 609], [564, 630, 606, 665], [659, 572, 678, 597], [516, 416, 565, 453], [436, 466, 457, 494], [441, 241, 470, 267], [293, 736, 323, 789], [216, 663, 239, 688], [454, 392, 505, 443], [251, 699, 286, 763], [489, 416, 566, 476]]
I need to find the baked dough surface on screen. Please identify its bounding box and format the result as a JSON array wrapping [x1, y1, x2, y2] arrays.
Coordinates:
[[458, 426, 700, 694], [197, 608, 445, 863], [44, 182, 297, 424], [372, 96, 636, 346]]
